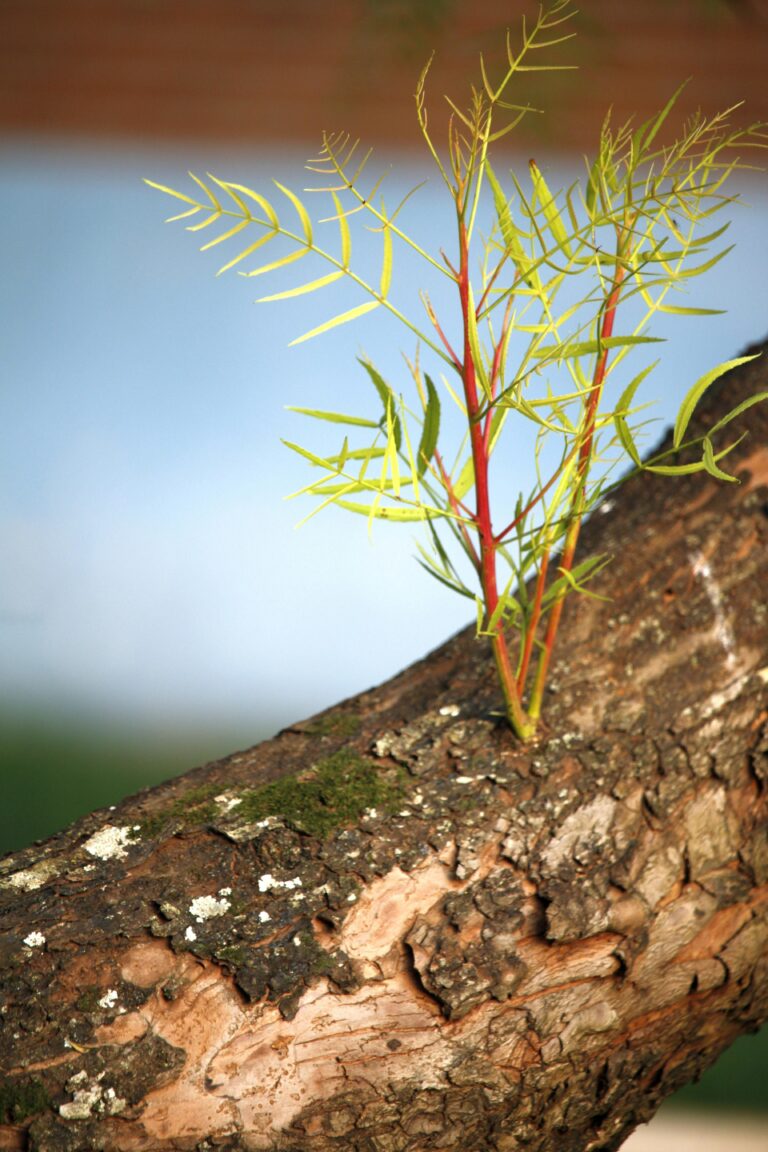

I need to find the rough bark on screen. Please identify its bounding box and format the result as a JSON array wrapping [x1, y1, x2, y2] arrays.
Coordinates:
[[1, 345, 768, 1152]]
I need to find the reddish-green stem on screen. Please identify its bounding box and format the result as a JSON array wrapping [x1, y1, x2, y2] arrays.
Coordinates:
[[516, 544, 550, 695], [527, 246, 627, 721], [458, 217, 534, 741]]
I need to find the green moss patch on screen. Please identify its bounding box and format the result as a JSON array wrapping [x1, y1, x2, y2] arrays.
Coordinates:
[[302, 712, 362, 738], [0, 1077, 50, 1123], [139, 781, 221, 838], [236, 751, 404, 839]]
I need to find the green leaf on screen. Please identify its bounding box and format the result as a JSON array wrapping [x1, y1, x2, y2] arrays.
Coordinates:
[[289, 300, 379, 346], [530, 160, 573, 259], [332, 191, 351, 267], [669, 245, 734, 280], [486, 161, 541, 293], [533, 335, 663, 360], [466, 283, 491, 400], [708, 388, 768, 437], [417, 374, 441, 476], [541, 554, 612, 609], [613, 361, 659, 466], [286, 408, 380, 428], [584, 155, 602, 220], [144, 179, 200, 207], [223, 183, 279, 229], [242, 247, 308, 279], [256, 271, 344, 302], [416, 554, 475, 600], [648, 436, 744, 476], [274, 181, 313, 245], [486, 160, 514, 247], [383, 393, 401, 497], [217, 232, 276, 276], [673, 354, 761, 449], [358, 359, 402, 452], [702, 435, 738, 483], [335, 499, 435, 522], [199, 219, 250, 250], [654, 304, 725, 317], [380, 221, 393, 299], [634, 81, 688, 156], [189, 172, 222, 211], [454, 455, 475, 501]]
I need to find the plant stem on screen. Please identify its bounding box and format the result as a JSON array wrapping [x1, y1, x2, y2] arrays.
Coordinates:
[[527, 243, 627, 721], [517, 544, 550, 694], [458, 219, 534, 741]]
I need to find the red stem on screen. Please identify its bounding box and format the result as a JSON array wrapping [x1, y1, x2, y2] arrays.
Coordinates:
[[517, 545, 550, 694], [528, 251, 627, 720], [458, 219, 532, 740]]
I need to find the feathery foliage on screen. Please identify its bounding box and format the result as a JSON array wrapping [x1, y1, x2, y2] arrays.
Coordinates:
[[148, 0, 767, 741]]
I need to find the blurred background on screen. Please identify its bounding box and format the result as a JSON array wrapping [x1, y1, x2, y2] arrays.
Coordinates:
[[1, 0, 767, 1136]]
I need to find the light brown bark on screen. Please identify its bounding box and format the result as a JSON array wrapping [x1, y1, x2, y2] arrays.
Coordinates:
[[1, 346, 767, 1151]]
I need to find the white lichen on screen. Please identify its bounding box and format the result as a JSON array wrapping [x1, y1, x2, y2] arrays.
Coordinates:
[[97, 989, 119, 1010], [258, 910, 271, 923], [258, 873, 302, 893], [59, 1070, 126, 1120], [82, 825, 135, 862], [690, 549, 737, 669], [23, 930, 46, 948], [439, 704, 461, 717], [185, 925, 197, 942], [214, 794, 243, 812], [189, 894, 231, 922], [2, 861, 59, 892]]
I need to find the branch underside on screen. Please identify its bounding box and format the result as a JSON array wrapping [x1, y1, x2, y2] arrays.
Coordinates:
[[1, 349, 768, 1150]]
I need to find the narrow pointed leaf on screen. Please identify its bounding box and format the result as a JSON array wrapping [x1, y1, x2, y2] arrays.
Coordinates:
[[274, 181, 313, 245], [333, 191, 351, 267], [257, 270, 344, 302], [702, 436, 738, 483], [217, 232, 275, 276], [466, 283, 491, 399], [614, 361, 658, 466], [673, 354, 761, 448], [289, 300, 379, 345], [533, 335, 663, 360], [144, 179, 200, 207], [530, 160, 573, 259], [380, 221, 393, 299], [655, 304, 725, 317], [199, 219, 250, 250], [224, 183, 279, 229], [358, 359, 402, 452], [417, 374, 441, 476], [189, 172, 222, 211], [708, 388, 768, 437], [242, 247, 308, 279], [286, 407, 380, 428], [648, 436, 744, 476]]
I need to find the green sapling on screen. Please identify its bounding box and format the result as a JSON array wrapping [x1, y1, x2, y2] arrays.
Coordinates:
[[148, 0, 767, 741]]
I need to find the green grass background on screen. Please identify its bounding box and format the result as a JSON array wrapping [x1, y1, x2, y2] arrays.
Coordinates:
[[1, 709, 765, 1114]]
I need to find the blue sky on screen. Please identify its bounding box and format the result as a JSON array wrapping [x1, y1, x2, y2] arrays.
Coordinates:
[[1, 138, 766, 731]]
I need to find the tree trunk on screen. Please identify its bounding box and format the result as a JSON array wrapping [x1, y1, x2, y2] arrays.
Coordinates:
[[2, 345, 768, 1152]]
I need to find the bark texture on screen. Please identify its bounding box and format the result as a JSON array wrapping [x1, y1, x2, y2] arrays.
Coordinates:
[[1, 346, 768, 1152]]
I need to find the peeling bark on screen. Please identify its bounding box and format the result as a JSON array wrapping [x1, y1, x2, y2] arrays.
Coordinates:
[[1, 344, 768, 1152]]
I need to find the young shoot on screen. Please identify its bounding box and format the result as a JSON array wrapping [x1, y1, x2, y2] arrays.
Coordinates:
[[148, 0, 767, 742]]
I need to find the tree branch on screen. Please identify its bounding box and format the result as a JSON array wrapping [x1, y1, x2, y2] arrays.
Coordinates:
[[1, 344, 767, 1152]]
